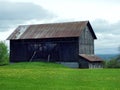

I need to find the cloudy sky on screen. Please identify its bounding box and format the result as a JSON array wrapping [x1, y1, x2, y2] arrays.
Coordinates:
[[0, 0, 120, 54]]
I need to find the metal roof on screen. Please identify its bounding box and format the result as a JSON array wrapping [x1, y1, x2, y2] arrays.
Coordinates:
[[7, 21, 97, 40], [79, 54, 103, 62]]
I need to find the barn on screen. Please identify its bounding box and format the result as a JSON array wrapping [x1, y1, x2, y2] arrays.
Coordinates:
[[7, 21, 103, 68]]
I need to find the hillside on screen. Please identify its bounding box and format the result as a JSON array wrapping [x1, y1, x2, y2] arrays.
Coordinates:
[[0, 62, 120, 90], [97, 54, 118, 60]]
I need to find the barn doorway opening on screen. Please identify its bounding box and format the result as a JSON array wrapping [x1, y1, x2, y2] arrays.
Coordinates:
[[28, 42, 60, 62]]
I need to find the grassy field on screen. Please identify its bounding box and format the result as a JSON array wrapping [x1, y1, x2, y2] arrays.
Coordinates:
[[0, 62, 120, 90]]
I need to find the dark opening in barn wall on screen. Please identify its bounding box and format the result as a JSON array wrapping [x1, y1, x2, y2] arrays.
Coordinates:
[[28, 42, 59, 62]]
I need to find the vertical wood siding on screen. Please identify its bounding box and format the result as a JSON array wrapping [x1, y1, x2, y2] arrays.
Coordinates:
[[79, 26, 94, 54]]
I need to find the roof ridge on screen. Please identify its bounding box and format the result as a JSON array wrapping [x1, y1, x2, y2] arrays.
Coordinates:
[[21, 20, 89, 26]]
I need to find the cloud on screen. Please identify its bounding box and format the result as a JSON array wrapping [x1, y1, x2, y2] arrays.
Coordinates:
[[0, 1, 53, 20], [92, 19, 120, 34], [91, 19, 120, 54], [0, 1, 54, 32], [0, 28, 14, 40]]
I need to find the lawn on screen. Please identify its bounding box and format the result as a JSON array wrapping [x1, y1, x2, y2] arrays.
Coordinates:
[[0, 62, 120, 90]]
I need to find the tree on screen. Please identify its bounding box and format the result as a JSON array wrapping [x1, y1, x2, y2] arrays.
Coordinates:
[[118, 46, 120, 60], [106, 46, 120, 68], [106, 59, 120, 68], [0, 41, 9, 65]]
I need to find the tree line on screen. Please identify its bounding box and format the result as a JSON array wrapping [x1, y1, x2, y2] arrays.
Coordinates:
[[104, 52, 120, 68], [103, 56, 120, 68]]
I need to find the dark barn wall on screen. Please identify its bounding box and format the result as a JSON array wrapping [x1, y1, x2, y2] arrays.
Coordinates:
[[10, 37, 79, 62], [79, 26, 94, 54], [10, 40, 28, 62], [78, 57, 89, 68]]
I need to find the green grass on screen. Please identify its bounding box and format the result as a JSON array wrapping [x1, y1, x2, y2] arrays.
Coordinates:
[[0, 62, 120, 90]]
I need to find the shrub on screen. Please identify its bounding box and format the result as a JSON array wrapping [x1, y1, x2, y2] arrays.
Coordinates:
[[102, 60, 107, 68], [106, 56, 120, 68], [0, 41, 9, 65]]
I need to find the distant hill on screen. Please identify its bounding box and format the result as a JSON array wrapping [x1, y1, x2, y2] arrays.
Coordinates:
[[97, 54, 118, 60]]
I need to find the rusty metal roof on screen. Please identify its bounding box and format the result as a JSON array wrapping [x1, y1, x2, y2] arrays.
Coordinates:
[[7, 21, 97, 40], [79, 54, 103, 62]]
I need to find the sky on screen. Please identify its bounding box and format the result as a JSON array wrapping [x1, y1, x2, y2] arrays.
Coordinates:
[[0, 0, 120, 54]]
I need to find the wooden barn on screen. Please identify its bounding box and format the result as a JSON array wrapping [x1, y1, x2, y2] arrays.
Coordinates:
[[7, 21, 103, 68]]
